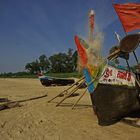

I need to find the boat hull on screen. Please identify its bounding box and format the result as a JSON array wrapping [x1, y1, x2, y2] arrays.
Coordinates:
[[90, 83, 140, 126], [40, 77, 75, 86]]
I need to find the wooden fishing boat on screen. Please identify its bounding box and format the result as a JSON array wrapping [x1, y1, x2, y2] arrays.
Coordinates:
[[90, 34, 140, 126], [38, 74, 75, 86]]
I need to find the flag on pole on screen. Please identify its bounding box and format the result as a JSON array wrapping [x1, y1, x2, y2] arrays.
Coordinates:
[[74, 35, 94, 93], [113, 3, 140, 32], [74, 36, 88, 67]]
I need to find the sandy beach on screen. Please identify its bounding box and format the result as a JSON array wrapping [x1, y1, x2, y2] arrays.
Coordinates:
[[0, 78, 140, 140]]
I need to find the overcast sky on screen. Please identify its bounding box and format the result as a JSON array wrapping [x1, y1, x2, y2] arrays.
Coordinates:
[[0, 0, 140, 72]]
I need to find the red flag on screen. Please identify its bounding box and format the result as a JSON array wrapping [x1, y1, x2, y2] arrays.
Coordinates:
[[113, 3, 140, 32], [74, 36, 88, 67]]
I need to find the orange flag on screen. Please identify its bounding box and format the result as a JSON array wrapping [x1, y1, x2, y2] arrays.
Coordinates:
[[74, 36, 88, 67], [113, 3, 140, 32]]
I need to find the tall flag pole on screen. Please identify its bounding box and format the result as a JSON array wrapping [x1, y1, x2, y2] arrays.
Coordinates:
[[89, 10, 95, 44], [74, 36, 94, 94], [74, 10, 96, 94]]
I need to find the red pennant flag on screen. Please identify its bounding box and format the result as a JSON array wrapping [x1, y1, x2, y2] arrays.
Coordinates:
[[74, 36, 88, 67], [113, 3, 140, 32]]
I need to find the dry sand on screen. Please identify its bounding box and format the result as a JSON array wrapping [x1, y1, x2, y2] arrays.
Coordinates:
[[0, 78, 140, 140]]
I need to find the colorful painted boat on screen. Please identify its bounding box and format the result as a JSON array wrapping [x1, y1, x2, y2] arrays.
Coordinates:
[[90, 63, 140, 125]]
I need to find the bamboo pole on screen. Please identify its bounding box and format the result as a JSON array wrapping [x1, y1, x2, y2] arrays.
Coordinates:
[[56, 80, 86, 107], [72, 87, 88, 109], [48, 76, 85, 103]]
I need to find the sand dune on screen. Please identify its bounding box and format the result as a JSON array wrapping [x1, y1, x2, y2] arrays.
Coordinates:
[[0, 78, 140, 140]]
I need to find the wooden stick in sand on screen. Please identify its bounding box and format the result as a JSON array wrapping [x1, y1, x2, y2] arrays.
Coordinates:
[[72, 87, 88, 109], [56, 79, 86, 107], [48, 76, 85, 103]]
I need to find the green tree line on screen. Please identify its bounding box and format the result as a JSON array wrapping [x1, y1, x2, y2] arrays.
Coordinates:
[[25, 48, 78, 74]]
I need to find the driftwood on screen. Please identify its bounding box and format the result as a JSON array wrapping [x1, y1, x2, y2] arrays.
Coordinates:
[[0, 94, 48, 111], [0, 98, 11, 102]]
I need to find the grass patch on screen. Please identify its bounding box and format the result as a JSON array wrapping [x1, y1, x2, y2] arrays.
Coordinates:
[[45, 72, 82, 78], [0, 72, 82, 78]]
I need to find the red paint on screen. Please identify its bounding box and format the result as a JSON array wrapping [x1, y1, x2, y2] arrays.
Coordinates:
[[104, 68, 112, 78]]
